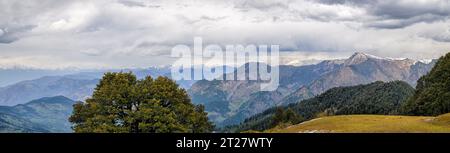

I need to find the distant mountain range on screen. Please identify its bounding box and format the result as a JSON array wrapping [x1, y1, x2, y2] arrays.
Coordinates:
[[0, 68, 82, 87], [189, 52, 436, 126], [0, 67, 199, 106], [0, 76, 98, 106], [0, 96, 75, 133], [0, 52, 438, 129]]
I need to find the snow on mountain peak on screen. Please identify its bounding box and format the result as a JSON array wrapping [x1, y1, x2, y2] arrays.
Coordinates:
[[345, 52, 377, 65], [418, 59, 434, 64]]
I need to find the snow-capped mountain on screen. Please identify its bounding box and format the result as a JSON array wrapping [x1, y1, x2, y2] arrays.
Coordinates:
[[189, 52, 437, 126]]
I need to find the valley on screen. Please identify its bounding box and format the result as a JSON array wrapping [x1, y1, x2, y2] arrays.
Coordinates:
[[0, 52, 448, 133]]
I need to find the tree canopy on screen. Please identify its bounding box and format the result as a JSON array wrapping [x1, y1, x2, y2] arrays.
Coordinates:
[[228, 81, 414, 132], [402, 53, 450, 116], [69, 72, 214, 133]]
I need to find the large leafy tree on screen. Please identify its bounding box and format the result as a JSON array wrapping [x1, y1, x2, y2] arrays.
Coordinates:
[[402, 53, 450, 116], [69, 72, 214, 133]]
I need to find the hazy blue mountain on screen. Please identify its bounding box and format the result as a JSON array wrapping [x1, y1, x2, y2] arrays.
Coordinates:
[[0, 76, 98, 106], [0, 113, 50, 133], [0, 68, 84, 87], [0, 96, 75, 133], [0, 54, 436, 128], [52, 67, 201, 89], [190, 62, 344, 125], [189, 52, 436, 126], [0, 66, 201, 106], [281, 53, 437, 105]]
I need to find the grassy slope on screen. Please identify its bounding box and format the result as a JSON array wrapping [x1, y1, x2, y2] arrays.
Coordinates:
[[268, 113, 450, 133]]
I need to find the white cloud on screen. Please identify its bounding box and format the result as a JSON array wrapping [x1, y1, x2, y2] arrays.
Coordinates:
[[80, 48, 102, 56], [0, 0, 449, 69]]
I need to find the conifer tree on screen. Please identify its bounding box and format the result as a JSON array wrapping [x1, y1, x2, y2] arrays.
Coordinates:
[[402, 52, 450, 116]]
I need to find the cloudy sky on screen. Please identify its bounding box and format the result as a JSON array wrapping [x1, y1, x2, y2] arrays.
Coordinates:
[[0, 0, 450, 69]]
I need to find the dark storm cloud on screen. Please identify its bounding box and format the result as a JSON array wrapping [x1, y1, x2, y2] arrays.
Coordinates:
[[314, 0, 375, 5], [420, 28, 450, 43], [365, 14, 446, 29], [0, 25, 36, 43], [0, 0, 74, 43], [314, 0, 450, 29], [369, 1, 450, 19], [117, 0, 147, 7], [431, 35, 450, 43]]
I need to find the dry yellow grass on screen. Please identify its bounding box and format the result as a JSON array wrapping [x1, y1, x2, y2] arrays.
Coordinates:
[[268, 113, 450, 133]]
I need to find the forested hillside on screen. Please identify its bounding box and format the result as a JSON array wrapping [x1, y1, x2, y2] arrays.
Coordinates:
[[229, 81, 415, 132], [402, 52, 450, 115]]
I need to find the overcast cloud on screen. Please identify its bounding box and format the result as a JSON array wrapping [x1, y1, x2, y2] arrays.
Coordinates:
[[0, 0, 449, 69]]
